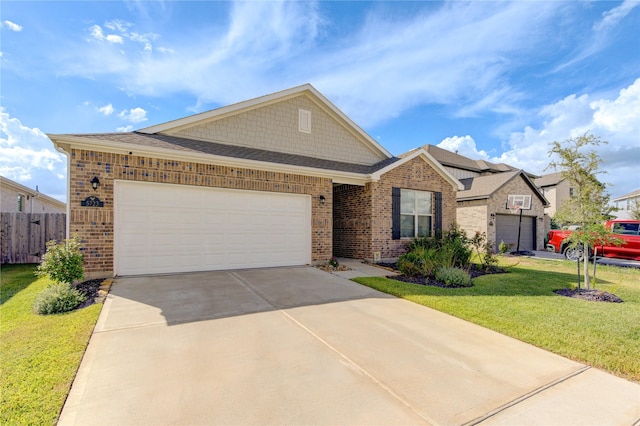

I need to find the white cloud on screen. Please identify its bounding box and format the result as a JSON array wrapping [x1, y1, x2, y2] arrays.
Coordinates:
[[57, 1, 566, 127], [89, 24, 124, 44], [452, 78, 640, 197], [118, 107, 147, 123], [0, 109, 66, 201], [116, 125, 133, 132], [438, 136, 490, 160], [104, 19, 132, 33], [97, 103, 114, 115], [106, 34, 124, 44], [90, 24, 105, 40], [2, 20, 23, 32], [593, 0, 639, 31]]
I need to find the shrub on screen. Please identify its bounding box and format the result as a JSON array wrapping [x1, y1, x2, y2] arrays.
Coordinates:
[[470, 232, 499, 271], [498, 240, 510, 254], [36, 235, 84, 285], [435, 267, 472, 287], [397, 247, 438, 277], [404, 223, 473, 271], [33, 282, 86, 315], [328, 257, 339, 268]]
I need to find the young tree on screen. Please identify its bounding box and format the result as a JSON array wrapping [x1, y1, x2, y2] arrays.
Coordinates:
[[548, 133, 618, 290], [629, 198, 640, 220]]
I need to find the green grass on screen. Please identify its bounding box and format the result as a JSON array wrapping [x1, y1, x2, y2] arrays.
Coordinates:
[[355, 257, 640, 383], [1, 264, 102, 425]]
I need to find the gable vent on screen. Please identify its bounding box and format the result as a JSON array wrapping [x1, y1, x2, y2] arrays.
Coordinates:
[[299, 109, 311, 133]]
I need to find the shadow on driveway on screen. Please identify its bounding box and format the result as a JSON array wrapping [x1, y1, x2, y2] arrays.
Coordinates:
[[100, 266, 390, 328]]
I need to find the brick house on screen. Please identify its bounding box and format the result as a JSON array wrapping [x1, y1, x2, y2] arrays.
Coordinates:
[[422, 145, 548, 251], [48, 84, 461, 278]]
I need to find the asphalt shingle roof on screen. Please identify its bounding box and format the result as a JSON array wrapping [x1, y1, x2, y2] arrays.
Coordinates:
[[457, 170, 520, 200], [71, 132, 400, 175], [423, 144, 517, 173], [535, 172, 565, 187]]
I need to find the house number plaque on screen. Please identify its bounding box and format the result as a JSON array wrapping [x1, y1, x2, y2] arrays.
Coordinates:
[[81, 196, 104, 207]]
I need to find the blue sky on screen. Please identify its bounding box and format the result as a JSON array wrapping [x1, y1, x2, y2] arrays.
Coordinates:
[[1, 0, 639, 203]]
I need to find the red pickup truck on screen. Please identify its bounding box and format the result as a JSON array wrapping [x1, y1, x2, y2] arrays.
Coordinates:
[[547, 219, 640, 261]]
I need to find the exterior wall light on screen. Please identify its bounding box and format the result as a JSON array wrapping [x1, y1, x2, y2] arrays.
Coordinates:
[[91, 176, 100, 191], [319, 195, 326, 205]]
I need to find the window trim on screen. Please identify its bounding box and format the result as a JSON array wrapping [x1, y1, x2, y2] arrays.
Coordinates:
[[399, 189, 433, 238]]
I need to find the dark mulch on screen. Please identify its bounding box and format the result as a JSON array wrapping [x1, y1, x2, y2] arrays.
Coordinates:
[[554, 288, 623, 303], [74, 279, 105, 309], [377, 263, 507, 289]]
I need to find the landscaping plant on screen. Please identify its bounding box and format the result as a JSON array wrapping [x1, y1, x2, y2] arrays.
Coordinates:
[[470, 232, 499, 271], [33, 282, 86, 315], [36, 234, 84, 285], [34, 234, 86, 314], [434, 267, 472, 287], [548, 133, 621, 289]]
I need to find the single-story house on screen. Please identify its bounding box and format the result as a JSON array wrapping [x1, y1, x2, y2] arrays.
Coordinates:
[[49, 84, 462, 278], [420, 145, 548, 251], [0, 176, 66, 214]]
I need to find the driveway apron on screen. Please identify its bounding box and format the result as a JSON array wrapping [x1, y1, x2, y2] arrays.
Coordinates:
[[59, 267, 640, 425]]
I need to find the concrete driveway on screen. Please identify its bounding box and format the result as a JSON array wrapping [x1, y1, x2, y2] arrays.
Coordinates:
[[59, 266, 640, 425]]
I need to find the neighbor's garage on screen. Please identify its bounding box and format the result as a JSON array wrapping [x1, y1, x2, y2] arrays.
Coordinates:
[[114, 181, 311, 275], [495, 214, 536, 252]]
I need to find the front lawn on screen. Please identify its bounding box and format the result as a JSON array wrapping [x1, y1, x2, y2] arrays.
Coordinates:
[[0, 264, 102, 425], [354, 256, 640, 382]]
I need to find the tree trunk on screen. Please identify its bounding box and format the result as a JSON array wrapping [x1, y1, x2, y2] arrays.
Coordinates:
[[583, 249, 591, 290]]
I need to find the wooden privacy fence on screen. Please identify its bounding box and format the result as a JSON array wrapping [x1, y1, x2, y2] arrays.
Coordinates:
[[1, 213, 66, 264]]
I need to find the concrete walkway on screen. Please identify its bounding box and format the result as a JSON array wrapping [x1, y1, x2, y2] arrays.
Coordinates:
[[59, 266, 640, 425]]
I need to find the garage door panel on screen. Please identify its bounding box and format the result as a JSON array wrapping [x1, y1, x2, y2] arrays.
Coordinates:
[[495, 214, 535, 251], [115, 181, 312, 275]]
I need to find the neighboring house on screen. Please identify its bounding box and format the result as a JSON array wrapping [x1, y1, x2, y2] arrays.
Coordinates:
[[613, 189, 640, 219], [0, 176, 66, 213], [48, 84, 462, 278], [534, 172, 574, 218], [421, 145, 548, 251]]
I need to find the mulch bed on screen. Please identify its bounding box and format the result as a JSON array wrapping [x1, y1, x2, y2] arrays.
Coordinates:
[[377, 263, 507, 288], [74, 279, 105, 309], [553, 288, 623, 303]]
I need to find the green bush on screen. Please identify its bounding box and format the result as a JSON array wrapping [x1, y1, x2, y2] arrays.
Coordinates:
[[403, 223, 473, 271], [397, 247, 438, 277], [33, 282, 86, 315], [36, 235, 84, 284], [498, 240, 510, 254], [435, 267, 473, 287]]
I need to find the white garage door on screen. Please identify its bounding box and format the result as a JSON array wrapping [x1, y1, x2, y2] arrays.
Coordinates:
[[114, 181, 311, 275]]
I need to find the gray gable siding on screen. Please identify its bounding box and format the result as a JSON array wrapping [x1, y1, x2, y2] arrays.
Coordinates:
[[172, 95, 386, 166]]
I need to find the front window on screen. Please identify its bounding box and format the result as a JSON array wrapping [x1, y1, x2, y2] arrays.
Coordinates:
[[400, 189, 433, 238], [18, 194, 24, 212]]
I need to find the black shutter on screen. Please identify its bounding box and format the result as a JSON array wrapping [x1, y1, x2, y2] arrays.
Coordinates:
[[434, 192, 442, 235], [392, 187, 401, 240]]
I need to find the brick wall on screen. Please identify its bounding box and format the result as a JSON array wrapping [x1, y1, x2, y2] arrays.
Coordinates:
[[333, 184, 372, 258], [333, 157, 457, 261], [175, 96, 385, 166], [69, 149, 332, 278], [456, 200, 488, 241]]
